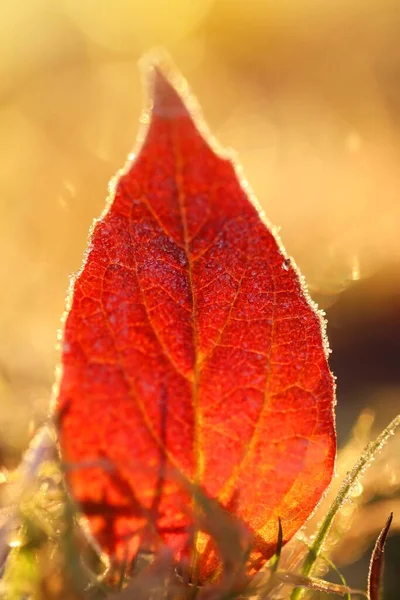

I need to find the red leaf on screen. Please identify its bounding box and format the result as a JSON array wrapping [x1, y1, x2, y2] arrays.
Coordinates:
[[54, 56, 336, 579]]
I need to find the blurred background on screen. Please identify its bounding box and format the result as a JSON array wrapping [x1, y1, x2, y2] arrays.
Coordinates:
[[0, 0, 399, 596]]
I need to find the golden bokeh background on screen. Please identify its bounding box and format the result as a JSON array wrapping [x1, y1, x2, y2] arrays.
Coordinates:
[[1, 0, 400, 500]]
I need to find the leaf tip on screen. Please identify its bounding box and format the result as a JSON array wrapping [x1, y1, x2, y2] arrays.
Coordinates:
[[141, 50, 191, 119]]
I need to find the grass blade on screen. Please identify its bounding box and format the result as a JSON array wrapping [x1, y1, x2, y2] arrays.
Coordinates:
[[276, 570, 365, 597], [291, 415, 400, 600], [368, 513, 393, 600], [269, 517, 283, 574]]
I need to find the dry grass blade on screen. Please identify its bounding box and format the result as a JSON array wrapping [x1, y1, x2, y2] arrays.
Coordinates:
[[274, 570, 366, 597], [367, 513, 393, 600], [105, 549, 184, 600]]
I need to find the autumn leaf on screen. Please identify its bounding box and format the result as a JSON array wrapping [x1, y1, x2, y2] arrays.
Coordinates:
[[54, 54, 336, 581]]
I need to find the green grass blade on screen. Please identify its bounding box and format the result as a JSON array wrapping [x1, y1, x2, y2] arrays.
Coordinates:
[[269, 517, 283, 574], [291, 414, 400, 600]]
